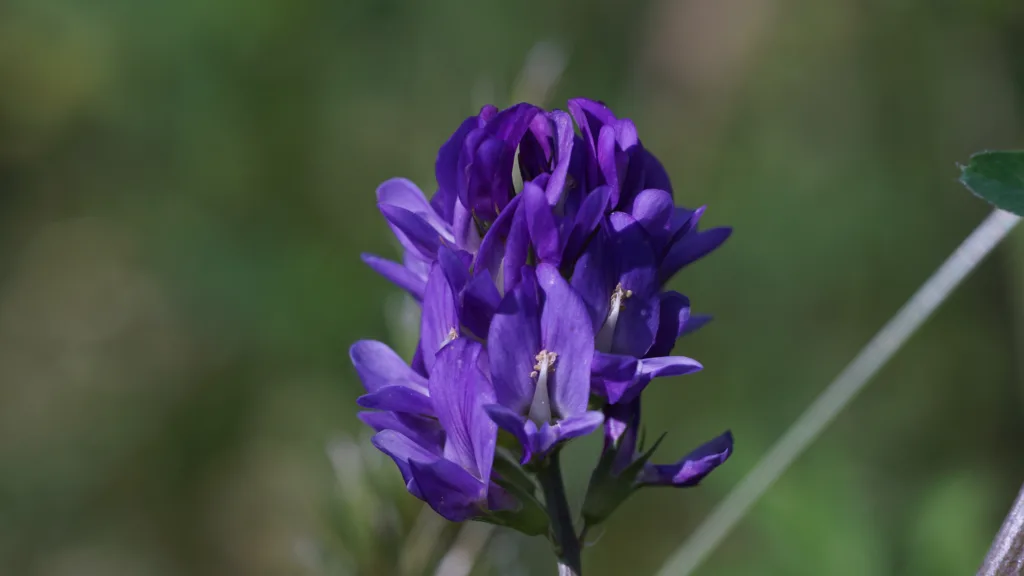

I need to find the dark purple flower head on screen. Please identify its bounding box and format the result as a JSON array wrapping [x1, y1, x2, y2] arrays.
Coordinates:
[[353, 98, 732, 529]]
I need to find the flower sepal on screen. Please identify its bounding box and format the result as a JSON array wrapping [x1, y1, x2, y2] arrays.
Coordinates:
[[479, 453, 550, 536], [581, 431, 664, 527]]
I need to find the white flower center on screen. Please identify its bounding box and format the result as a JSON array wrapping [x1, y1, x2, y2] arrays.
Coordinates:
[[528, 350, 558, 424], [595, 283, 632, 352]]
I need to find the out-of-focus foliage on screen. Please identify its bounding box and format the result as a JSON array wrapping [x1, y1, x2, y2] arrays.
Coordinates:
[[0, 0, 1021, 575], [961, 151, 1024, 215]]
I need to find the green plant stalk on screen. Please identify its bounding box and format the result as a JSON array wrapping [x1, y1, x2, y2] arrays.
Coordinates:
[[536, 450, 582, 576]]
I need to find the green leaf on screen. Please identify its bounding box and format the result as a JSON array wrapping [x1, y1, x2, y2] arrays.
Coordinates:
[[959, 150, 1024, 216]]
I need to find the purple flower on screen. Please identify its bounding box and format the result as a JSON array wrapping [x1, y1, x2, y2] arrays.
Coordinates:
[[354, 97, 733, 532], [355, 337, 512, 521], [484, 264, 604, 464]]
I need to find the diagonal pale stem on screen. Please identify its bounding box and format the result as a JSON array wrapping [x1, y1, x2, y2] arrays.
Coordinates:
[[977, 482, 1024, 576], [656, 209, 1021, 576]]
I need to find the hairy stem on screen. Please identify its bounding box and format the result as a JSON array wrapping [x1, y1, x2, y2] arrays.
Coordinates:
[[977, 482, 1024, 576], [536, 451, 582, 576]]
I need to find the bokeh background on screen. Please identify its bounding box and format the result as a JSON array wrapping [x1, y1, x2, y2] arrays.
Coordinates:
[[2, 1, 1024, 575]]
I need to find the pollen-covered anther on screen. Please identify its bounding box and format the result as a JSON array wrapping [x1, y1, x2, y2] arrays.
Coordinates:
[[442, 327, 459, 346], [611, 283, 633, 310], [532, 350, 558, 376]]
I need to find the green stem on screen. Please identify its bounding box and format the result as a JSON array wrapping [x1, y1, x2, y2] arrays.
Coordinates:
[[536, 450, 582, 576]]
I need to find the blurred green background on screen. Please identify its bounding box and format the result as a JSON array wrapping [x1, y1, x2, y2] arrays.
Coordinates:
[[2, 0, 1023, 575]]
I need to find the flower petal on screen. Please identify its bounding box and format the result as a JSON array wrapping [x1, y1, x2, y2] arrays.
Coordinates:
[[372, 429, 438, 498], [503, 201, 531, 293], [436, 113, 488, 222], [590, 351, 639, 404], [360, 254, 426, 301], [379, 204, 443, 260], [487, 271, 541, 413], [647, 291, 691, 358], [350, 340, 428, 393], [570, 226, 615, 333], [641, 431, 733, 487], [659, 226, 732, 284], [357, 386, 434, 415], [682, 313, 713, 336], [437, 245, 471, 295], [607, 213, 660, 357], [563, 184, 611, 265], [475, 194, 522, 283], [428, 339, 497, 482], [377, 178, 452, 239], [641, 149, 673, 195], [544, 110, 575, 205], [358, 411, 444, 455], [461, 273, 501, 339], [537, 263, 594, 418], [485, 403, 533, 465], [524, 180, 563, 266], [409, 458, 488, 521], [420, 264, 459, 373], [628, 188, 674, 242]]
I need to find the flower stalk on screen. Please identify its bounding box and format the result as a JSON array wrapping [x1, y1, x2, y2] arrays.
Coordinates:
[[536, 451, 582, 576]]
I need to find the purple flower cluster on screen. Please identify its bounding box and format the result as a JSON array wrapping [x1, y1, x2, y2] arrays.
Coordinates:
[[351, 98, 733, 528]]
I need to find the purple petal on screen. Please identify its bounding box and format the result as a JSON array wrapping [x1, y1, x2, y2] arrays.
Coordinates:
[[474, 194, 522, 282], [503, 200, 530, 293], [484, 403, 533, 465], [452, 196, 478, 250], [544, 111, 575, 205], [350, 340, 428, 393], [360, 254, 426, 301], [570, 226, 615, 333], [524, 181, 563, 266], [518, 115, 554, 183], [563, 185, 611, 265], [379, 204, 444, 260], [641, 149, 673, 195], [682, 313, 713, 336], [466, 136, 508, 220], [437, 245, 471, 295], [537, 263, 595, 418], [608, 212, 659, 299], [420, 264, 459, 373], [464, 104, 541, 220], [487, 272, 542, 413], [659, 226, 732, 284], [641, 431, 733, 487], [436, 114, 486, 222], [628, 188, 674, 242], [639, 356, 704, 380], [357, 386, 434, 415], [358, 411, 444, 455], [615, 355, 703, 404], [605, 213, 660, 357], [377, 178, 451, 238], [597, 125, 620, 205], [409, 458, 488, 521], [590, 351, 639, 404], [428, 339, 497, 482], [552, 411, 604, 445], [647, 291, 691, 358], [461, 273, 501, 339], [610, 294, 659, 359], [603, 401, 640, 474], [372, 429, 439, 497]]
